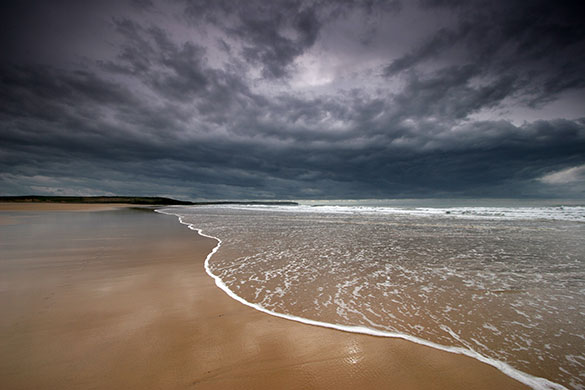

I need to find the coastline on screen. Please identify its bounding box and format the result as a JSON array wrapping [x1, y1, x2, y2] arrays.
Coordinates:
[[159, 207, 572, 390], [0, 203, 528, 389], [0, 202, 143, 212]]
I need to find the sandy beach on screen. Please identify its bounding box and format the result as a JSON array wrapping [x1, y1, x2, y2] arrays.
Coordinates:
[[0, 204, 527, 389]]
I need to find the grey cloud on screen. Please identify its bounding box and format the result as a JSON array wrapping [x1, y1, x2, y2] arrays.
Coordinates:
[[237, 6, 320, 79], [179, 0, 401, 79], [1, 0, 584, 200], [384, 27, 461, 76], [402, 0, 584, 105], [103, 18, 262, 126], [389, 65, 520, 121], [3, 51, 584, 199], [130, 0, 154, 10], [180, 0, 323, 79], [106, 19, 210, 99]]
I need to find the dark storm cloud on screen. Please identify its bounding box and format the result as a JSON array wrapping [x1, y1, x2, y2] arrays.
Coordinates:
[[179, 0, 322, 79], [109, 20, 211, 99], [1, 0, 584, 199], [388, 0, 585, 106], [179, 0, 401, 79], [236, 5, 320, 79]]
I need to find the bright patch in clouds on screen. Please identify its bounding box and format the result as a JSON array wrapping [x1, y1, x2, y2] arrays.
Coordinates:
[[292, 54, 334, 88], [539, 165, 585, 185]]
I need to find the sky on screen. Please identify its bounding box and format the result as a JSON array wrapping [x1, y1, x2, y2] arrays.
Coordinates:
[[1, 0, 584, 200]]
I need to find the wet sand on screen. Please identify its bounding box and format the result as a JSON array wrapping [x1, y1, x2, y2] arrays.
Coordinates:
[[0, 204, 527, 389]]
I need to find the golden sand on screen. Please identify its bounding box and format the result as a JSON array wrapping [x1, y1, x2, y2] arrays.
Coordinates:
[[0, 204, 527, 389]]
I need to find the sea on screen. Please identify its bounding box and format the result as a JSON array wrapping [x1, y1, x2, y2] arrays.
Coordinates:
[[158, 199, 585, 390]]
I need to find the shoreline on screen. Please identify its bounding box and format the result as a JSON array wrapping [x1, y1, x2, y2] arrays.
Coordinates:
[[159, 207, 566, 390], [0, 202, 150, 212], [1, 203, 530, 389]]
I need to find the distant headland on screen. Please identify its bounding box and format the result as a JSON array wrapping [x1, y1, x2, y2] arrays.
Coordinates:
[[0, 196, 298, 206]]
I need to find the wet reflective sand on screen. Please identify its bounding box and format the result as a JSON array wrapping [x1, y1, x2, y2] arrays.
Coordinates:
[[170, 205, 585, 389], [0, 204, 526, 389]]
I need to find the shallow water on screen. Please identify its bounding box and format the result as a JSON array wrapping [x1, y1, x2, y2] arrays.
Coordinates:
[[163, 204, 585, 389]]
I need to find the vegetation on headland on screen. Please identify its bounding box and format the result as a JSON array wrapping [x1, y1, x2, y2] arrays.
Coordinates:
[[0, 196, 298, 206]]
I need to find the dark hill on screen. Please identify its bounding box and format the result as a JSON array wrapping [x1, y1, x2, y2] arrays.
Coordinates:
[[0, 196, 298, 206]]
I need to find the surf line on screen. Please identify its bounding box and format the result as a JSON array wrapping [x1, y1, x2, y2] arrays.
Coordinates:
[[155, 207, 567, 390]]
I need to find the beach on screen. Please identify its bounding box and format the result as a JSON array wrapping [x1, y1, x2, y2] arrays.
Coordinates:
[[0, 203, 528, 389]]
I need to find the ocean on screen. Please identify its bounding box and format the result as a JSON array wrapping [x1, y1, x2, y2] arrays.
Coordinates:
[[158, 200, 585, 390]]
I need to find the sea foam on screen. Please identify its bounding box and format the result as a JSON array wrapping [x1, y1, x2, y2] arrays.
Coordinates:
[[156, 205, 585, 390]]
